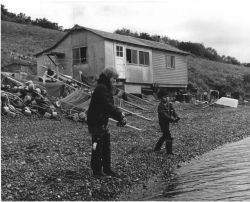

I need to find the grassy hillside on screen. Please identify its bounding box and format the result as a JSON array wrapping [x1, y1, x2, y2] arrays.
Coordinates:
[[188, 56, 250, 95], [1, 20, 65, 66], [1, 20, 250, 95]]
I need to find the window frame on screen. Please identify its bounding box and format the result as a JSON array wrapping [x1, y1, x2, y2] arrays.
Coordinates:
[[126, 48, 138, 65], [73, 46, 87, 65], [139, 51, 150, 66], [165, 55, 175, 69], [116, 45, 123, 57]]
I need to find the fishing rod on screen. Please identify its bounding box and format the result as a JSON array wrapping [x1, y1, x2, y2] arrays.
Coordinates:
[[109, 118, 142, 131], [118, 106, 152, 121], [58, 98, 142, 131]]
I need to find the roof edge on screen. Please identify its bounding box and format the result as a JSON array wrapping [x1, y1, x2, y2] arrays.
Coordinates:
[[35, 25, 189, 57]]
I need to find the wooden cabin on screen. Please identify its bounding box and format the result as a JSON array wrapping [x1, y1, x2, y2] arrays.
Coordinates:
[[35, 25, 189, 94]]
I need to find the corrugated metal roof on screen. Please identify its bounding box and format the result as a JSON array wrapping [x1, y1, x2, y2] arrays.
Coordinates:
[[35, 25, 189, 56]]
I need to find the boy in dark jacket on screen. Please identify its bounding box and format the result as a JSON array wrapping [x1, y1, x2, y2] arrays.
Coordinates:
[[154, 90, 180, 154], [87, 67, 126, 177]]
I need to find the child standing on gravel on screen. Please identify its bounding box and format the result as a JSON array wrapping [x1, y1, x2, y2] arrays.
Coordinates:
[[154, 90, 180, 154]]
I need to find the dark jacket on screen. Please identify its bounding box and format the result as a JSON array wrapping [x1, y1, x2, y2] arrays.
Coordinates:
[[47, 69, 54, 76], [87, 73, 123, 131], [158, 102, 177, 124]]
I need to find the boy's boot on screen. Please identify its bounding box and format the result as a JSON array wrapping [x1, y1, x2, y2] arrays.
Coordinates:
[[154, 139, 163, 151], [166, 138, 173, 154]]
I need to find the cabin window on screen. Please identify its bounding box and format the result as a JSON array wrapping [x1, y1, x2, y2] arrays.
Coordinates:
[[126, 49, 138, 64], [139, 51, 149, 66], [116, 46, 123, 57], [166, 55, 175, 68], [73, 47, 87, 65]]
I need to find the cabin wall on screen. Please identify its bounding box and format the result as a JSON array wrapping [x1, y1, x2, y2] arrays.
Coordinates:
[[71, 30, 105, 79], [125, 45, 153, 83], [37, 30, 105, 80], [37, 55, 53, 76], [152, 50, 188, 87], [104, 41, 115, 69], [37, 36, 72, 77], [104, 41, 153, 83], [37, 30, 188, 88]]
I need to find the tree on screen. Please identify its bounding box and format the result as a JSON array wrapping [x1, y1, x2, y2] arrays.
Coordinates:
[[139, 32, 153, 40], [151, 35, 161, 42], [1, 4, 64, 31], [223, 56, 240, 65], [1, 4, 17, 20], [243, 63, 250, 67], [204, 47, 221, 61], [16, 13, 31, 24], [114, 28, 138, 37], [178, 42, 206, 56], [32, 18, 62, 30], [161, 36, 171, 44], [168, 39, 179, 48], [1, 4, 8, 15]]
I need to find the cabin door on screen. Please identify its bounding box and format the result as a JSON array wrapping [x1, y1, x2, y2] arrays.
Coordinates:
[[115, 44, 125, 79]]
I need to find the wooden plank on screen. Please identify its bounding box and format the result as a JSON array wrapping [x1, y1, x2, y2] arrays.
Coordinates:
[[41, 65, 91, 88], [47, 55, 59, 79], [60, 73, 91, 88], [122, 99, 147, 110], [4, 75, 24, 86], [118, 88, 154, 105], [46, 74, 76, 90]]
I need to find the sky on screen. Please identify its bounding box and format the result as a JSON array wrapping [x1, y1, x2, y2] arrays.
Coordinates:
[[1, 0, 250, 63]]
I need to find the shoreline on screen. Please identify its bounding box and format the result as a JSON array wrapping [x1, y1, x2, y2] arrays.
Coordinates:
[[2, 104, 250, 200]]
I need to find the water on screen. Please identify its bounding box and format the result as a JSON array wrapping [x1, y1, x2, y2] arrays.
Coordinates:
[[145, 137, 250, 201]]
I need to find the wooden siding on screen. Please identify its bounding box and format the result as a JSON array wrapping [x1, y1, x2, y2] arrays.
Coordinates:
[[105, 41, 153, 83], [37, 34, 72, 77], [152, 50, 188, 86], [71, 31, 105, 79], [104, 41, 115, 68], [124, 84, 141, 94], [37, 29, 187, 86], [37, 55, 54, 76], [125, 45, 153, 83], [37, 30, 105, 80]]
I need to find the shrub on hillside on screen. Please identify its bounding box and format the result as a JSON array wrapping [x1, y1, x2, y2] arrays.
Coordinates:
[[243, 63, 250, 67], [1, 5, 63, 31], [226, 75, 243, 92], [243, 74, 250, 94]]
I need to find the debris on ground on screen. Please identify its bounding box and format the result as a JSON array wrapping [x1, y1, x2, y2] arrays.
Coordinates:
[[214, 97, 239, 108], [2, 73, 250, 201], [2, 102, 250, 201], [1, 74, 58, 118]]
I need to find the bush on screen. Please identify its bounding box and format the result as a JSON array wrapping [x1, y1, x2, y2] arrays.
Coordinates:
[[1, 5, 63, 31]]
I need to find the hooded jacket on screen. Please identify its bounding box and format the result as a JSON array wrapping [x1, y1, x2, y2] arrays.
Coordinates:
[[87, 73, 123, 130]]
